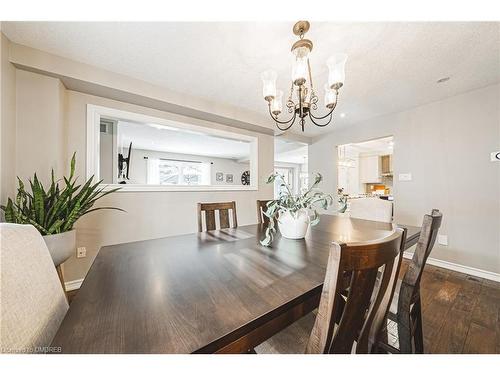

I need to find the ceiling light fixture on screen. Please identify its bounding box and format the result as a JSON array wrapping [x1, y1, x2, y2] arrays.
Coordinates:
[[261, 21, 347, 132], [437, 77, 450, 83]]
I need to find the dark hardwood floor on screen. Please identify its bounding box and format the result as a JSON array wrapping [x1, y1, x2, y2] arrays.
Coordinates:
[[65, 260, 500, 354], [407, 261, 500, 354]]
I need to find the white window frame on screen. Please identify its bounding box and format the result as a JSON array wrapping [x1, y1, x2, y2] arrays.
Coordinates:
[[86, 104, 258, 192]]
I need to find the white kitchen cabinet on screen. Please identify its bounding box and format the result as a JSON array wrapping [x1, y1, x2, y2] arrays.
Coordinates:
[[359, 155, 381, 183]]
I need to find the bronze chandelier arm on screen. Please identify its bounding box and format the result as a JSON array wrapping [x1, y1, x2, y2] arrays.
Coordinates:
[[268, 102, 297, 126], [276, 118, 296, 131], [307, 110, 333, 127], [308, 95, 339, 120]]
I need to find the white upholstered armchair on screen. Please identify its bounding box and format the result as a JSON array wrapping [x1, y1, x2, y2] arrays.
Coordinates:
[[0, 223, 68, 353], [349, 197, 393, 223]]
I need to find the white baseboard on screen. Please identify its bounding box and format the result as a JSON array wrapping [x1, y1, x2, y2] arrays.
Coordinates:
[[64, 256, 500, 292], [403, 252, 500, 283], [64, 278, 84, 292]]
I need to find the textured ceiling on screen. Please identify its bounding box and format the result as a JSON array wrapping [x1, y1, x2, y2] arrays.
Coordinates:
[[3, 22, 499, 136], [275, 139, 308, 164], [116, 120, 250, 159], [343, 136, 394, 157]]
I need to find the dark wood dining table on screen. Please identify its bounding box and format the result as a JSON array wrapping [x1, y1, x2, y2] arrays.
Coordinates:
[[51, 214, 420, 354]]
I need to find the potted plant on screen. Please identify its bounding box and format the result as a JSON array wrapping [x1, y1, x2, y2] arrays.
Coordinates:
[[260, 173, 333, 246], [337, 187, 348, 213], [1, 153, 123, 266]]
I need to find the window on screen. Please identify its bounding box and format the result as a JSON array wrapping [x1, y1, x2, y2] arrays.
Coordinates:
[[146, 159, 210, 185], [274, 167, 294, 198]]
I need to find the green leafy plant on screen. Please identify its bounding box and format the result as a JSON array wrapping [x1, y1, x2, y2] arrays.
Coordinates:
[[337, 187, 348, 213], [260, 173, 333, 246], [1, 153, 123, 235]]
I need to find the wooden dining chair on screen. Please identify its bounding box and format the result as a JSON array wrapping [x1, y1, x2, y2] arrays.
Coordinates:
[[378, 209, 443, 354], [197, 201, 238, 232], [256, 199, 272, 225], [256, 227, 407, 354]]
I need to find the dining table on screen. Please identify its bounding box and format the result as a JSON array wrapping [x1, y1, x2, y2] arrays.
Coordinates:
[[51, 214, 420, 354]]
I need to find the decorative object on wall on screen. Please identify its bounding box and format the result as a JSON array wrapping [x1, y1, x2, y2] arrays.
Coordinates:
[[241, 170, 250, 185], [0, 152, 124, 266], [261, 21, 347, 132], [226, 174, 233, 183], [216, 172, 224, 182], [260, 173, 334, 246], [118, 141, 133, 184]]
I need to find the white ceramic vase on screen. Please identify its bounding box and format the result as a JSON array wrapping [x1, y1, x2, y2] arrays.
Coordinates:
[[278, 208, 311, 239], [43, 229, 76, 266]]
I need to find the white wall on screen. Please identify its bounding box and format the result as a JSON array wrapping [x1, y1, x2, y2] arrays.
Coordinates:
[[15, 70, 67, 183], [12, 71, 274, 282], [309, 84, 500, 274]]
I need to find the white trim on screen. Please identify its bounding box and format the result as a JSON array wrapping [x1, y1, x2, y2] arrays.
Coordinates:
[[403, 252, 500, 283], [98, 184, 257, 192], [64, 278, 84, 292], [86, 105, 100, 180], [86, 104, 259, 192]]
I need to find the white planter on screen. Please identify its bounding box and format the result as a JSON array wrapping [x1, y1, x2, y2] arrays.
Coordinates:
[[278, 208, 311, 239], [43, 229, 76, 267]]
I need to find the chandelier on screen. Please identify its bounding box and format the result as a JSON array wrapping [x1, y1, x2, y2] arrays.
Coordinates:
[[261, 21, 347, 132]]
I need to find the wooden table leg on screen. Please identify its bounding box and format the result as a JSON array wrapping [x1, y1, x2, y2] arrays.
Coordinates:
[[56, 265, 68, 302]]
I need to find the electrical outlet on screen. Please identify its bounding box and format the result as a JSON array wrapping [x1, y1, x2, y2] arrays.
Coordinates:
[[437, 235, 448, 246], [77, 247, 87, 258], [491, 151, 500, 161], [398, 173, 412, 181]]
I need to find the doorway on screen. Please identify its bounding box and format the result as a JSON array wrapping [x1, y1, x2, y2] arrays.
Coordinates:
[[337, 136, 394, 198], [274, 138, 309, 198]]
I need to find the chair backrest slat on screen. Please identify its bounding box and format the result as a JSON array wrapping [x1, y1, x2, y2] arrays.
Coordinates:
[[306, 227, 406, 354], [205, 209, 216, 231], [256, 200, 272, 225], [197, 201, 238, 232], [219, 209, 230, 229], [400, 209, 442, 304]]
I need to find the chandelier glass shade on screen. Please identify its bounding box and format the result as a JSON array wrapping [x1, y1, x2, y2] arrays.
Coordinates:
[[261, 21, 347, 132]]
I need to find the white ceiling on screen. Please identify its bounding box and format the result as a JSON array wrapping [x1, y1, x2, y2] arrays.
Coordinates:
[[116, 120, 250, 159], [3, 22, 500, 136], [274, 138, 308, 164], [343, 136, 394, 158]]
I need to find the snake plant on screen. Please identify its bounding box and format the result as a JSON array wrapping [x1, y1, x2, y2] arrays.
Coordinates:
[[260, 173, 333, 246], [1, 153, 123, 235]]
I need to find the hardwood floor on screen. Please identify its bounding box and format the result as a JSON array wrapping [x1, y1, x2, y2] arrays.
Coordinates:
[[400, 261, 500, 354], [65, 260, 500, 354]]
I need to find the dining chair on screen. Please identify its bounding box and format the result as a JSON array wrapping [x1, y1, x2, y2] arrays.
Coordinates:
[[349, 197, 393, 223], [0, 223, 69, 353], [256, 199, 272, 225], [197, 201, 238, 232], [378, 209, 443, 354], [255, 227, 407, 354]]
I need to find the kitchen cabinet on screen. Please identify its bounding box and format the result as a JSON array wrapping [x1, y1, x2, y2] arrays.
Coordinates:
[[359, 155, 381, 183], [381, 154, 393, 175]]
